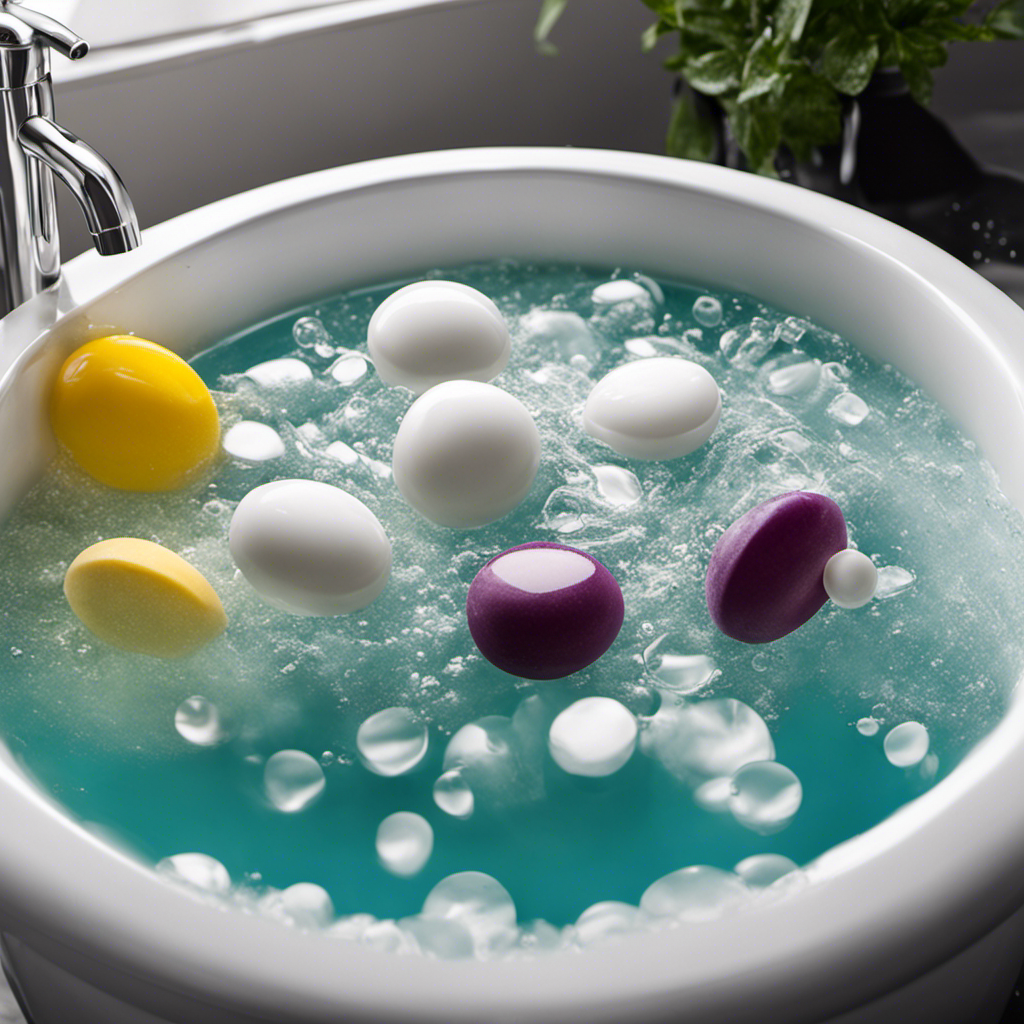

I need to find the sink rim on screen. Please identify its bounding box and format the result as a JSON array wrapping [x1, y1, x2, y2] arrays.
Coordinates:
[[2, 146, 1024, 1023]]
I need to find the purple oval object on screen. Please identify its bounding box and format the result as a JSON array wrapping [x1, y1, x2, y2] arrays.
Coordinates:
[[706, 492, 848, 644], [467, 541, 625, 680]]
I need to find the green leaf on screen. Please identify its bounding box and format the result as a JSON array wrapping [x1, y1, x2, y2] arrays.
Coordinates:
[[738, 26, 783, 102], [723, 95, 782, 172], [987, 0, 1024, 38], [683, 48, 744, 94], [773, 0, 814, 44], [665, 88, 717, 162], [534, 0, 569, 55], [779, 67, 842, 160], [818, 27, 879, 94], [894, 34, 934, 104]]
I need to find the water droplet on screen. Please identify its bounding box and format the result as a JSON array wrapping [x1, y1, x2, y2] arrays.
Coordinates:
[[433, 768, 474, 818], [244, 357, 313, 386], [856, 717, 880, 736], [293, 315, 331, 349], [222, 421, 285, 462], [734, 853, 799, 888], [593, 464, 642, 506], [643, 637, 717, 694], [729, 761, 803, 834], [156, 852, 231, 894], [174, 696, 229, 747], [548, 697, 637, 777], [874, 566, 916, 600], [692, 296, 723, 327], [377, 812, 434, 877], [640, 697, 774, 784], [640, 865, 748, 921], [574, 902, 649, 947], [357, 707, 428, 777], [422, 871, 518, 955], [884, 721, 929, 767], [828, 392, 870, 426], [264, 750, 325, 812], [767, 360, 821, 396]]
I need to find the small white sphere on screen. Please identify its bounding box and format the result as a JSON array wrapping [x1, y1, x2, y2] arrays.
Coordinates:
[[583, 357, 721, 460], [548, 696, 638, 777], [376, 811, 434, 877], [229, 479, 391, 615], [368, 280, 511, 394], [823, 548, 878, 608], [392, 380, 541, 528]]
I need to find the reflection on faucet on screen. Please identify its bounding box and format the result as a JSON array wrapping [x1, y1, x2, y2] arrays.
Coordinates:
[[0, 1, 139, 319]]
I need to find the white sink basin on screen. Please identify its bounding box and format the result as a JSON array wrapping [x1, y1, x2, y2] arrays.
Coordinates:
[[2, 148, 1024, 1024]]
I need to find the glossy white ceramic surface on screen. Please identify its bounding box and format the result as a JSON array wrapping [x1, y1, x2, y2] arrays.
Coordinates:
[[3, 149, 1024, 1023]]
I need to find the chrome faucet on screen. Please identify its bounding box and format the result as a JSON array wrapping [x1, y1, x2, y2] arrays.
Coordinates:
[[0, 1, 139, 317]]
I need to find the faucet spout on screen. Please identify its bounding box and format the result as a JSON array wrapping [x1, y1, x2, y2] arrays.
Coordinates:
[[18, 116, 140, 255]]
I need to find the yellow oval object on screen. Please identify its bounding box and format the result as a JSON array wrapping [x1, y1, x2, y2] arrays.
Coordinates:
[[64, 538, 228, 659], [50, 335, 220, 491]]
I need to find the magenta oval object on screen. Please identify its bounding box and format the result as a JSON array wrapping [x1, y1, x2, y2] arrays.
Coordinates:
[[467, 541, 625, 679], [705, 491, 848, 644]]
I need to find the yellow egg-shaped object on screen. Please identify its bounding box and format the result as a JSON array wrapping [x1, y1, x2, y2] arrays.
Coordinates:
[[50, 335, 220, 491], [64, 538, 228, 658]]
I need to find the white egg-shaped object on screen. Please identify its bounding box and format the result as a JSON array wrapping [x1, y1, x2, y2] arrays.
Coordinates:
[[367, 280, 511, 394], [823, 549, 878, 609], [229, 479, 391, 616], [392, 380, 541, 528], [583, 357, 721, 460]]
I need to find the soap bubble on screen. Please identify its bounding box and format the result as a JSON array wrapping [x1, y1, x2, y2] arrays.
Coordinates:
[[884, 721, 930, 767], [260, 882, 335, 929], [433, 768, 475, 819], [642, 637, 718, 695], [728, 761, 803, 834], [640, 697, 775, 785], [174, 695, 230, 747], [574, 901, 649, 947], [357, 707, 428, 777], [734, 854, 800, 888], [293, 315, 332, 349], [376, 812, 434, 877], [692, 295, 723, 327], [264, 750, 325, 812], [422, 871, 518, 956], [640, 865, 748, 922], [156, 852, 231, 895]]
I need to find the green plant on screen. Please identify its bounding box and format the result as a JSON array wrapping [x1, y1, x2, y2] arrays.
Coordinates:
[[536, 0, 1024, 174]]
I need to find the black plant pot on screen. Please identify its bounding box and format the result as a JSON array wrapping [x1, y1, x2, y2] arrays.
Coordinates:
[[693, 71, 1024, 304]]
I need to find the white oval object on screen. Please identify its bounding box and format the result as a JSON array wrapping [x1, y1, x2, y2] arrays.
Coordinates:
[[223, 420, 286, 462], [244, 357, 312, 386], [392, 380, 541, 528], [356, 707, 429, 777], [548, 697, 637, 777], [368, 280, 510, 393], [884, 721, 930, 767], [263, 750, 326, 813], [824, 549, 878, 608], [583, 357, 721, 460], [376, 812, 434, 877], [229, 479, 391, 616]]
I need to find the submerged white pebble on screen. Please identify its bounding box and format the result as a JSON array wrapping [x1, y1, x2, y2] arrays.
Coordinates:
[[329, 354, 369, 385], [884, 721, 930, 767], [244, 357, 312, 386], [828, 391, 870, 426], [728, 761, 803, 834], [264, 750, 326, 812], [357, 707, 428, 777], [376, 812, 434, 877], [548, 697, 637, 777], [767, 360, 821, 397], [592, 464, 642, 506], [222, 421, 285, 462], [856, 717, 880, 737], [592, 280, 651, 305], [823, 549, 878, 609]]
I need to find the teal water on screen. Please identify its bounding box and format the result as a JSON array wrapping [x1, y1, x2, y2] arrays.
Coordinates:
[[1, 261, 1022, 929]]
